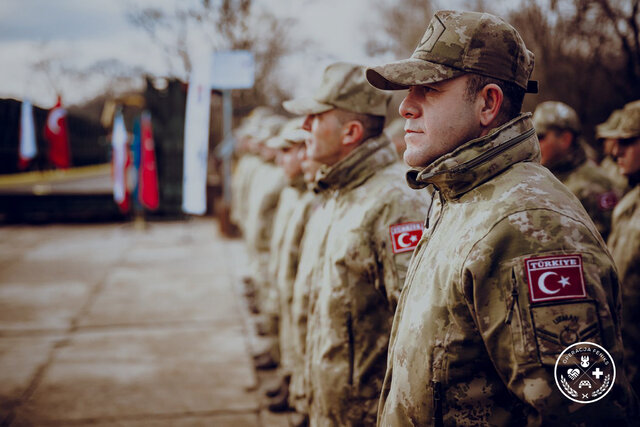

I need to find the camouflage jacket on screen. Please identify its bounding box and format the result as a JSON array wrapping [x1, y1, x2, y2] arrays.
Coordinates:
[[244, 160, 286, 253], [272, 182, 315, 373], [547, 144, 622, 240], [290, 184, 333, 415], [378, 114, 639, 426], [268, 177, 307, 286], [231, 153, 262, 233], [304, 136, 429, 426], [608, 184, 640, 390]]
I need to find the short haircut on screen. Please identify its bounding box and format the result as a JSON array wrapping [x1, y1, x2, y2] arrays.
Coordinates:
[[464, 74, 525, 126], [336, 110, 386, 141]]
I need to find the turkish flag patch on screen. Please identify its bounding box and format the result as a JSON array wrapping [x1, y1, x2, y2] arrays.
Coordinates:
[[598, 191, 618, 211], [389, 222, 423, 254], [524, 254, 587, 303]]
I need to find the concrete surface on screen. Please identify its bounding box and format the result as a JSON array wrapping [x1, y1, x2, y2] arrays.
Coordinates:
[[0, 219, 290, 426]]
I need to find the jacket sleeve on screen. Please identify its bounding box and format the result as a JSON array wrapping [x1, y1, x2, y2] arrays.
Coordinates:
[[461, 209, 637, 424], [370, 190, 430, 310]]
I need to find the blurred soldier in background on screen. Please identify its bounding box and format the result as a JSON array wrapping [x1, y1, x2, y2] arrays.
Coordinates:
[[606, 101, 640, 394], [533, 101, 623, 240], [384, 118, 407, 157], [237, 114, 288, 369], [261, 118, 308, 411], [367, 10, 638, 425], [597, 109, 631, 194], [284, 62, 429, 425]]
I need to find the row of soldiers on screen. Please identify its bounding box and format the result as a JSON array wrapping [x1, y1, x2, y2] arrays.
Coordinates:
[[230, 10, 640, 426]]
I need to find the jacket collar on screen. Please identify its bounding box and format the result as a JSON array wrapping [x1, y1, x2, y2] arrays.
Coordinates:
[[406, 113, 540, 200], [315, 134, 397, 192]]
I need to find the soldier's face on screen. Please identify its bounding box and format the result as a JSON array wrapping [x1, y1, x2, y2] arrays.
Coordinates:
[[280, 144, 304, 180], [612, 137, 640, 176], [299, 145, 322, 183], [538, 130, 570, 166], [302, 109, 347, 166], [399, 76, 482, 168]]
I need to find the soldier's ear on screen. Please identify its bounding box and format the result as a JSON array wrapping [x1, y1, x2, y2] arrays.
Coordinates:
[[478, 83, 504, 128], [341, 120, 364, 146]]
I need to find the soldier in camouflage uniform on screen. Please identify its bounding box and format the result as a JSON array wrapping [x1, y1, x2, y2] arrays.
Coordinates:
[[533, 101, 622, 240], [366, 10, 639, 425], [606, 101, 640, 394], [260, 118, 309, 410], [597, 109, 631, 195], [283, 62, 429, 426]]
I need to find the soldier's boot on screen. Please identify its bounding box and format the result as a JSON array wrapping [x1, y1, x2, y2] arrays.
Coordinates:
[[254, 352, 278, 370], [247, 298, 260, 314], [242, 276, 256, 297], [267, 384, 291, 412], [255, 316, 278, 336], [290, 412, 309, 427], [265, 373, 291, 397]]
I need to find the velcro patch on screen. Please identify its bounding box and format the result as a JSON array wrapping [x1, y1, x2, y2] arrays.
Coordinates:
[[524, 254, 587, 303], [598, 191, 618, 211], [389, 222, 423, 254]]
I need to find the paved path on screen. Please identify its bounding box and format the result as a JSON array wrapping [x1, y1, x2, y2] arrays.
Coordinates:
[[0, 219, 287, 426]]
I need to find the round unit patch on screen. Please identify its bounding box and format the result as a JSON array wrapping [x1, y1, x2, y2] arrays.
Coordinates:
[[554, 341, 616, 404]]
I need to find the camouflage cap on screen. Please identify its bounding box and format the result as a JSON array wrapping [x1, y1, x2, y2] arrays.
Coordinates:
[[602, 101, 640, 139], [265, 117, 307, 149], [596, 109, 624, 139], [366, 10, 537, 93], [255, 115, 288, 144], [533, 101, 581, 135], [283, 62, 391, 117]]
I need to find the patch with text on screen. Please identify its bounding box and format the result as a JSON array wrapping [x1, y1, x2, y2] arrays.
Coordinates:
[[389, 222, 423, 254], [524, 254, 587, 303]]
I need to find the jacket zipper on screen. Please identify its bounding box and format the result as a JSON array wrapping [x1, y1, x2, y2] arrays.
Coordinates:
[[432, 380, 443, 427], [405, 191, 445, 287], [451, 128, 536, 174], [505, 269, 520, 325], [347, 311, 354, 386]]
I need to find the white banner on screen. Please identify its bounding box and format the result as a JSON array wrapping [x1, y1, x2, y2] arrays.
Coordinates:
[[19, 99, 37, 162], [182, 54, 213, 215], [112, 111, 128, 204]]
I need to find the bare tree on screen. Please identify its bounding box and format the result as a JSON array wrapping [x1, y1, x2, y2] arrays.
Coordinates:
[[364, 0, 434, 58], [509, 0, 640, 138], [127, 0, 297, 109]]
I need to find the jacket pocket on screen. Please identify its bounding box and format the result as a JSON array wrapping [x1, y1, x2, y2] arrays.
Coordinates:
[[504, 266, 538, 365], [529, 300, 603, 365]]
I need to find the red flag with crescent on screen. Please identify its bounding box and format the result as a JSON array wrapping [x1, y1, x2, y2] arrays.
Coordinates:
[[524, 254, 587, 303], [139, 112, 159, 210], [389, 222, 423, 254], [44, 96, 71, 169]]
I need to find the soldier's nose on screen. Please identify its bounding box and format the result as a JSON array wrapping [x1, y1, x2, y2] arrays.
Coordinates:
[[399, 96, 419, 119]]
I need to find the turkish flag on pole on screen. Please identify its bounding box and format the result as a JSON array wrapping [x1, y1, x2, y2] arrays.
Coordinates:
[[44, 96, 71, 169], [18, 99, 37, 170], [111, 111, 130, 213], [139, 111, 159, 210]]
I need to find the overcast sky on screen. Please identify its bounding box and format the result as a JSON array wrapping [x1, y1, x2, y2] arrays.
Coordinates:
[[0, 0, 517, 108]]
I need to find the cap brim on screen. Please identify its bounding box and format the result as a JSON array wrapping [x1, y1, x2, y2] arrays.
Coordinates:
[[366, 58, 463, 91], [283, 128, 308, 144], [283, 98, 334, 115]]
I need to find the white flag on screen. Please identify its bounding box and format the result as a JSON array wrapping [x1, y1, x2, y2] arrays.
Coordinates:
[[111, 111, 128, 205], [18, 99, 37, 168], [182, 54, 213, 215]]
